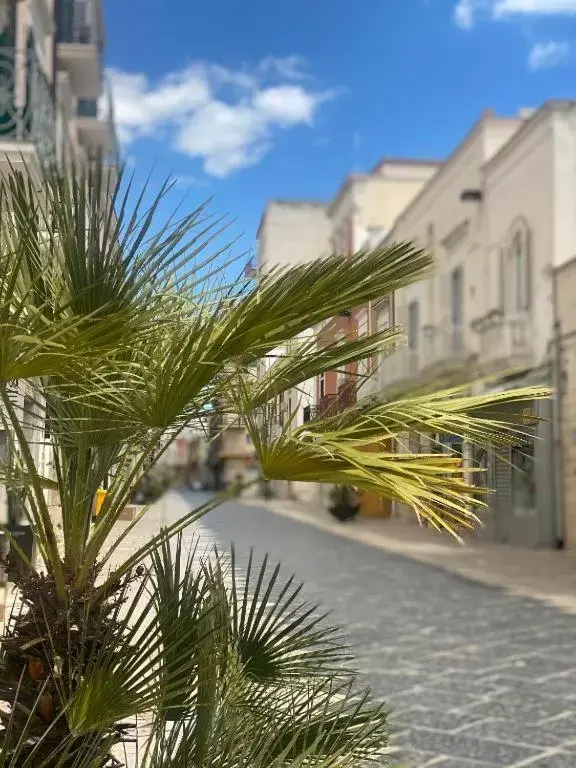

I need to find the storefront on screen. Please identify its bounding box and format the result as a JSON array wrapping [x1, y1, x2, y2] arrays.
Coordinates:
[[485, 397, 555, 547]]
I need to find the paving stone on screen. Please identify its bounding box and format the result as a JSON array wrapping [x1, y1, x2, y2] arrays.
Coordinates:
[[390, 747, 437, 766], [400, 728, 540, 764], [463, 694, 571, 724], [193, 496, 576, 768], [422, 760, 500, 768], [390, 706, 481, 732], [521, 754, 576, 767], [457, 717, 576, 750]]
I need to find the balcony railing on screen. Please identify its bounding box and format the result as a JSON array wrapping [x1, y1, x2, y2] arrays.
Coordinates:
[[477, 313, 534, 368], [56, 0, 103, 48], [421, 320, 471, 371], [317, 394, 338, 417], [0, 46, 56, 166], [380, 347, 420, 388], [316, 381, 356, 418]]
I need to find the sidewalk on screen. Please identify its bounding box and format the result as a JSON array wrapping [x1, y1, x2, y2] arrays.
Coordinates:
[[244, 497, 576, 614]]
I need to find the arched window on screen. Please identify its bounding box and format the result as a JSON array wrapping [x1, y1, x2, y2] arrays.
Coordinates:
[[506, 218, 531, 314]]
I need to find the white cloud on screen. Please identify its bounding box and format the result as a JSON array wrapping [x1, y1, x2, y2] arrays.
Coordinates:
[[108, 67, 211, 144], [108, 58, 334, 177], [252, 86, 319, 124], [454, 0, 576, 27], [494, 0, 576, 15], [453, 0, 475, 28], [453, 0, 490, 28], [528, 40, 570, 69], [258, 55, 309, 80], [174, 174, 209, 189], [175, 86, 331, 177]]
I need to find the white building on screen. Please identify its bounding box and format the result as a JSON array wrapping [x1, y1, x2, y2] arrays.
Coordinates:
[[256, 201, 332, 439], [374, 102, 576, 549], [0, 0, 117, 527], [255, 163, 441, 507]]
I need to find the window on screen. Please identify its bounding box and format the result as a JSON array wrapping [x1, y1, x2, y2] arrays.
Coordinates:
[[510, 227, 531, 313], [511, 443, 536, 514], [377, 307, 390, 332], [499, 247, 506, 311], [407, 301, 419, 350], [319, 372, 326, 399], [451, 267, 463, 352], [427, 223, 435, 257], [303, 405, 311, 423], [357, 310, 368, 337]]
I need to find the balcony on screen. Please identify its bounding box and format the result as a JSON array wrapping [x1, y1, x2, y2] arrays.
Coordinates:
[[420, 320, 472, 375], [317, 381, 356, 417], [57, 0, 103, 99], [476, 313, 534, 373], [75, 82, 119, 166], [0, 46, 56, 169], [374, 321, 471, 393], [377, 346, 420, 390]]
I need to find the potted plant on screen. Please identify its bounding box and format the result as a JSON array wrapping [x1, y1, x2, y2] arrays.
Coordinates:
[[328, 484, 360, 522]]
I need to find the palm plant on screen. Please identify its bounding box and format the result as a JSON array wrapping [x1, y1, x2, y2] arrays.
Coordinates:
[[0, 162, 546, 766]]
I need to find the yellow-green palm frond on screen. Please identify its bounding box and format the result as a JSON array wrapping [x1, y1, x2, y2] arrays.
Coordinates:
[[302, 384, 550, 447], [248, 327, 402, 408], [206, 242, 431, 363], [242, 383, 550, 537]]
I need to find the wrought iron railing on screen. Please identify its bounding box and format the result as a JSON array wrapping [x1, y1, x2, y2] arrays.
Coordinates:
[[0, 46, 56, 166], [316, 380, 357, 418]]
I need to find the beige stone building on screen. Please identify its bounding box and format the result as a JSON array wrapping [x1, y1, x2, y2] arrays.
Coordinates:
[[374, 103, 576, 549], [257, 200, 331, 275], [255, 160, 440, 509], [553, 257, 576, 550]]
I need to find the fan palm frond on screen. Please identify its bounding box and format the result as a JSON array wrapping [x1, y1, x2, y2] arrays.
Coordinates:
[[140, 541, 390, 767], [248, 326, 403, 409], [240, 382, 549, 536]]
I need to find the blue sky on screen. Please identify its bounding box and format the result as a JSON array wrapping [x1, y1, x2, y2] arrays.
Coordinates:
[[104, 0, 576, 261]]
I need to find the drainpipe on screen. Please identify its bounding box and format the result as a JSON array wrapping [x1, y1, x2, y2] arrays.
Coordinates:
[[550, 265, 565, 549]]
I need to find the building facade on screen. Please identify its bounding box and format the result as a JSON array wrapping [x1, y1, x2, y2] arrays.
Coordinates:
[[255, 162, 440, 509], [375, 103, 576, 549], [0, 0, 118, 530], [0, 0, 117, 177]]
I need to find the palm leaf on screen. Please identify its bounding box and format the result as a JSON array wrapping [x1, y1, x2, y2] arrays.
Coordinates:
[[240, 382, 549, 536], [248, 326, 402, 409]]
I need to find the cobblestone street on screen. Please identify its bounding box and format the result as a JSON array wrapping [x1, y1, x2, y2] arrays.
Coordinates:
[[186, 493, 576, 767]]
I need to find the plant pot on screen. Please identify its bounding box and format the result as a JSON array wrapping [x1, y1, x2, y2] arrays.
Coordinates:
[[328, 503, 359, 522], [4, 523, 34, 581]]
